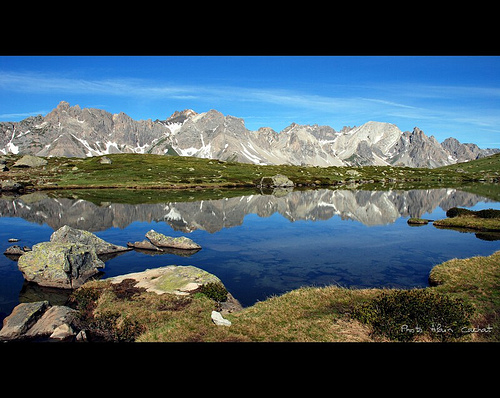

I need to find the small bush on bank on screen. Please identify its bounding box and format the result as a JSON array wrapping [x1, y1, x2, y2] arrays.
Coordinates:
[[199, 282, 228, 302], [476, 208, 500, 219], [446, 207, 474, 218], [354, 289, 474, 342]]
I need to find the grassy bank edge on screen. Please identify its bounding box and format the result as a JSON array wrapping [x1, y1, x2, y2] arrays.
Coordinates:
[[73, 249, 500, 343]]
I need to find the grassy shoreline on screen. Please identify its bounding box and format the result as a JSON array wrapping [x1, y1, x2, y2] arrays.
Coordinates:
[[69, 248, 500, 343], [2, 152, 500, 192]]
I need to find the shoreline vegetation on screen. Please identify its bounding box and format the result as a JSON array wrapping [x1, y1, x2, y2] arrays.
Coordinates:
[[61, 249, 500, 342], [1, 152, 500, 342], [0, 152, 499, 192]]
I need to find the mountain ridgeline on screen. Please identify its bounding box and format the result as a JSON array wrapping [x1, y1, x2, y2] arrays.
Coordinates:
[[1, 101, 497, 168]]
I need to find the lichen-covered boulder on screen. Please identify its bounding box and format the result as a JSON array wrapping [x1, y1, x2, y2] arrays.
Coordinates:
[[107, 265, 242, 314], [50, 225, 130, 255], [108, 265, 218, 296], [145, 230, 201, 250], [17, 242, 104, 289]]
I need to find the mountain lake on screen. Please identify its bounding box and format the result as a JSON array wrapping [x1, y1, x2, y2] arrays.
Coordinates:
[[1, 186, 500, 322]]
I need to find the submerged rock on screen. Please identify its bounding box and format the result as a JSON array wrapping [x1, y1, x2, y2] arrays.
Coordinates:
[[145, 229, 201, 250], [17, 242, 105, 289], [51, 225, 131, 255]]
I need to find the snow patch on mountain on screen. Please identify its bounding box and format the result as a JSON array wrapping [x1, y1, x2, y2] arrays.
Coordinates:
[[0, 102, 498, 168]]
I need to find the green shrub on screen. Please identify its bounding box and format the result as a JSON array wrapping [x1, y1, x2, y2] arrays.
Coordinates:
[[68, 283, 145, 342], [354, 289, 474, 342], [446, 207, 474, 218], [199, 282, 228, 302], [68, 285, 103, 319], [476, 208, 500, 219]]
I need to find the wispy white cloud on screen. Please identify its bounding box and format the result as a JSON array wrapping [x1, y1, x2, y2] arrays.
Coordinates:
[[0, 110, 48, 119], [0, 71, 194, 98], [1, 70, 499, 141]]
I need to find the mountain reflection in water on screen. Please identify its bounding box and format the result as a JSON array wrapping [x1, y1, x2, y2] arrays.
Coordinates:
[[0, 188, 493, 232], [0, 187, 499, 313]]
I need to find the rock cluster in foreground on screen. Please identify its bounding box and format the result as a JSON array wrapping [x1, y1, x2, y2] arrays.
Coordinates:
[[16, 225, 131, 289], [0, 225, 232, 341], [0, 264, 238, 341]]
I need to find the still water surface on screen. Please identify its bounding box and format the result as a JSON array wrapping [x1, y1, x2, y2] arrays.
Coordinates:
[[1, 187, 500, 321]]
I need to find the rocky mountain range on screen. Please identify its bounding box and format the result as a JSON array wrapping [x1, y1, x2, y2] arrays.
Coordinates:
[[1, 101, 497, 168]]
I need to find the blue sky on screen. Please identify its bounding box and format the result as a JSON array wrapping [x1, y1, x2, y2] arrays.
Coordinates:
[[1, 55, 500, 148]]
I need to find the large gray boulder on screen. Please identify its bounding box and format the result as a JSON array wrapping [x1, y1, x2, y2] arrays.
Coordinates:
[[145, 229, 201, 250], [17, 242, 104, 289], [0, 301, 49, 340], [260, 174, 294, 188], [25, 305, 76, 340], [13, 155, 48, 168], [0, 301, 77, 341], [50, 225, 130, 255]]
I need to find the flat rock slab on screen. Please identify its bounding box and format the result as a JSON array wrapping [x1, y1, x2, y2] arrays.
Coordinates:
[[108, 265, 220, 296], [145, 230, 201, 250], [127, 240, 163, 251]]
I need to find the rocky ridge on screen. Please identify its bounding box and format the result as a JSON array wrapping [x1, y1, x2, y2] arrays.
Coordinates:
[[1, 101, 497, 168]]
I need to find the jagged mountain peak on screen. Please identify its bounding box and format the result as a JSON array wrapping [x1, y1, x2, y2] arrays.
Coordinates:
[[0, 102, 497, 167], [164, 109, 198, 125]]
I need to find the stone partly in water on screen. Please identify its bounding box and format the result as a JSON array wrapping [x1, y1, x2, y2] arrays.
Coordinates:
[[127, 239, 163, 251], [50, 225, 131, 256], [3, 244, 31, 258], [145, 229, 201, 250], [17, 242, 105, 289]]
